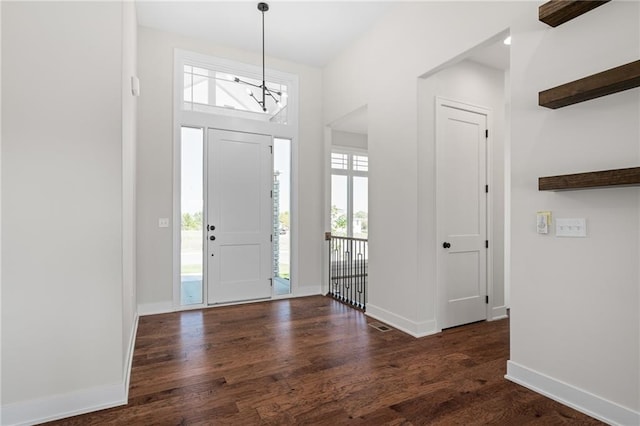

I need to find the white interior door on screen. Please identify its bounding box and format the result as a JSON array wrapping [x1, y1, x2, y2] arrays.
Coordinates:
[[207, 129, 272, 304], [436, 99, 488, 329]]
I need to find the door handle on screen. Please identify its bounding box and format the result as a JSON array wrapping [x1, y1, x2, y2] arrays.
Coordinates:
[[210, 235, 216, 241], [208, 224, 215, 231], [442, 242, 451, 249]]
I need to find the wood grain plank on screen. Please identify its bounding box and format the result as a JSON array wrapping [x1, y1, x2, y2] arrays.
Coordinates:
[[539, 0, 610, 27], [44, 296, 604, 425], [539, 60, 640, 109], [539, 166, 640, 190]]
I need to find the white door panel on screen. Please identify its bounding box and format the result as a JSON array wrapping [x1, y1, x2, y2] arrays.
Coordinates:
[[218, 139, 263, 232], [207, 129, 272, 304], [437, 101, 488, 329]]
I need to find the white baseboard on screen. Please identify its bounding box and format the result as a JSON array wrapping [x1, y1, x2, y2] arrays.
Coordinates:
[[506, 361, 640, 426], [1, 314, 140, 426], [123, 313, 139, 400], [137, 301, 175, 316], [1, 380, 126, 426], [293, 285, 322, 298], [366, 303, 438, 338], [138, 288, 322, 317], [489, 305, 508, 321]]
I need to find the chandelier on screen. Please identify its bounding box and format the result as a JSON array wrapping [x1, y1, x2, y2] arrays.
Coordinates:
[[233, 2, 282, 113]]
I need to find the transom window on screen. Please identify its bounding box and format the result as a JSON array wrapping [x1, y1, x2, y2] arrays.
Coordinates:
[[183, 65, 289, 124]]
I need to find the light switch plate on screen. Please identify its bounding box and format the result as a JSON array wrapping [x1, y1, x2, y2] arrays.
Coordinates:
[[158, 218, 169, 228], [556, 218, 586, 237], [536, 211, 551, 234]]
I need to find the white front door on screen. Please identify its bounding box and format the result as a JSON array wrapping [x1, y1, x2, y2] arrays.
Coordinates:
[[207, 129, 273, 304], [436, 99, 488, 329]]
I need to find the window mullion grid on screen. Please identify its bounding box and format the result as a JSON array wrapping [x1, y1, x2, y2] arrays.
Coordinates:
[[190, 70, 195, 109], [331, 151, 368, 238], [208, 70, 216, 109]]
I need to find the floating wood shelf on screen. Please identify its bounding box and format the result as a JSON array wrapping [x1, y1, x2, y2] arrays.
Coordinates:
[[539, 60, 640, 109], [539, 0, 610, 27], [539, 167, 640, 191]]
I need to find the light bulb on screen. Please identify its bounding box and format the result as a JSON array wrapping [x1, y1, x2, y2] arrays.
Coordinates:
[[246, 88, 253, 96]]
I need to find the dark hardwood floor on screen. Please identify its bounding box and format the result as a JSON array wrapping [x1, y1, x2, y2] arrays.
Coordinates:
[[48, 296, 602, 425]]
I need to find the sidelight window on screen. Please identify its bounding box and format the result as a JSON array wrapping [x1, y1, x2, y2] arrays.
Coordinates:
[[180, 127, 204, 305]]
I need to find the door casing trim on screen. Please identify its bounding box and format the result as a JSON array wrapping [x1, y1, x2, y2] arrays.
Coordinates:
[[435, 96, 493, 331], [172, 49, 299, 311]]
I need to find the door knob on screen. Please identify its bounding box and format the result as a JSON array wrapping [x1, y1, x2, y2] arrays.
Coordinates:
[[210, 235, 216, 241], [442, 242, 451, 249]]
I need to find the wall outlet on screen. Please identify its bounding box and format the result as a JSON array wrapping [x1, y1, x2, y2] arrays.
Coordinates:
[[158, 218, 169, 228]]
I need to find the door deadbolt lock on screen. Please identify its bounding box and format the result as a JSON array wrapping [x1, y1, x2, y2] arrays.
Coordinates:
[[208, 225, 215, 231], [210, 235, 216, 241]]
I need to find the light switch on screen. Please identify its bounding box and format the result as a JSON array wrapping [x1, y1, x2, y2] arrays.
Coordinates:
[[537, 211, 551, 234], [158, 218, 169, 228], [556, 218, 586, 237]]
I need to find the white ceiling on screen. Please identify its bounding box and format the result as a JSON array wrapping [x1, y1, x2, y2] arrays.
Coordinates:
[[136, 1, 396, 68], [138, 2, 509, 136]]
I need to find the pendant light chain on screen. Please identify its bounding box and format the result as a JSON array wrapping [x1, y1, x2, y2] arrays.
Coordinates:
[[234, 3, 282, 114], [259, 2, 268, 112]]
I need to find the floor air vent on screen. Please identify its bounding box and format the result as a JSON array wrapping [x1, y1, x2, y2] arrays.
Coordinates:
[[369, 322, 393, 332]]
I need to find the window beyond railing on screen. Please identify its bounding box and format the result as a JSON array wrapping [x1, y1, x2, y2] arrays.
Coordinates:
[[328, 235, 367, 311], [330, 149, 368, 239]]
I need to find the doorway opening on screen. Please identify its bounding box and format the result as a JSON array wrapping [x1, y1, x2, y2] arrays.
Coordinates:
[[325, 106, 369, 309], [418, 29, 511, 330], [178, 130, 295, 306], [174, 49, 299, 309], [436, 98, 489, 329], [206, 129, 273, 305]]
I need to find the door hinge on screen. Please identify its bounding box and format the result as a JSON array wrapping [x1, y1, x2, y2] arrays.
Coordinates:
[[485, 184, 489, 193], [485, 295, 489, 304], [269, 278, 273, 286], [270, 190, 273, 198], [270, 234, 273, 242], [485, 129, 489, 138], [485, 240, 489, 248], [269, 145, 273, 154]]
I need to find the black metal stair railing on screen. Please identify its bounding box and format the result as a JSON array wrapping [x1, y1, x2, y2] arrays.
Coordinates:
[[328, 235, 368, 311]]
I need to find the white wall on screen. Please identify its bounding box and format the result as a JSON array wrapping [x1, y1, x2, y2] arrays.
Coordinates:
[[507, 1, 639, 423], [323, 1, 638, 423], [1, 2, 137, 424], [0, 1, 3, 410], [418, 59, 507, 321], [136, 27, 324, 311], [332, 130, 367, 150], [324, 1, 522, 336], [121, 1, 138, 375]]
